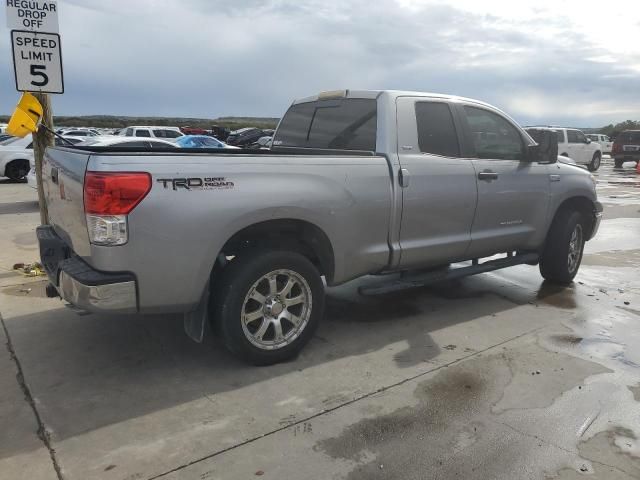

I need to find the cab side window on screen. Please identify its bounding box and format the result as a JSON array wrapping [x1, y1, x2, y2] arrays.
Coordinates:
[[463, 106, 524, 160], [135, 129, 151, 137], [567, 130, 585, 143], [415, 102, 460, 157], [553, 130, 565, 142]]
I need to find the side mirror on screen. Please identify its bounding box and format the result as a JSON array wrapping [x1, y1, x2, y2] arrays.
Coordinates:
[[585, 138, 591, 144], [525, 129, 558, 164]]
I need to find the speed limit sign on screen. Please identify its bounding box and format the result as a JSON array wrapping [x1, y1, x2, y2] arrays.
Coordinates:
[[11, 30, 64, 94]]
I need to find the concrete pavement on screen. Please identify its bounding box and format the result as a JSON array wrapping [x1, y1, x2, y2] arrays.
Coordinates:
[[1, 159, 639, 480]]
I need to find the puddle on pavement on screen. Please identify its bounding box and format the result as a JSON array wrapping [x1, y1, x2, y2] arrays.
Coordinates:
[[582, 249, 640, 268], [1, 279, 49, 297], [551, 427, 640, 479], [316, 343, 607, 479], [536, 282, 577, 309]]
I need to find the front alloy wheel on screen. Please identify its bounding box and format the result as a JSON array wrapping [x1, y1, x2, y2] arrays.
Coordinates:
[[567, 224, 583, 275]]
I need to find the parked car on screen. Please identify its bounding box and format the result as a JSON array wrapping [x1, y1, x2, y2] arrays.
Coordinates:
[[36, 89, 601, 365], [175, 135, 238, 149], [0, 134, 13, 143], [59, 128, 100, 137], [0, 123, 8, 134], [0, 135, 33, 181], [225, 127, 265, 147], [528, 126, 602, 171], [3, 135, 85, 182], [76, 136, 179, 148], [120, 126, 184, 141], [27, 137, 85, 189], [586, 134, 612, 154], [210, 125, 230, 141], [611, 130, 640, 168]]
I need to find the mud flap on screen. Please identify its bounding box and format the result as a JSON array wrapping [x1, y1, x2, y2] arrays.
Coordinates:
[[183, 282, 209, 343]]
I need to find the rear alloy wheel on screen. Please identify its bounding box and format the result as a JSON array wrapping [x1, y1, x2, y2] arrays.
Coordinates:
[[212, 249, 325, 365], [5, 160, 29, 181], [588, 152, 601, 171]]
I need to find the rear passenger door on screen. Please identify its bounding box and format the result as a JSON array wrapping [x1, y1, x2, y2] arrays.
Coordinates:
[[457, 104, 550, 257], [396, 98, 478, 268]]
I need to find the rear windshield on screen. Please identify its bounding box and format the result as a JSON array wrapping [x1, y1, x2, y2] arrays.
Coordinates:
[[274, 98, 377, 151], [617, 131, 640, 143]]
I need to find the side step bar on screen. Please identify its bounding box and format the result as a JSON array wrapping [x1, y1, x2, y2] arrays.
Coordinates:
[[358, 252, 539, 296]]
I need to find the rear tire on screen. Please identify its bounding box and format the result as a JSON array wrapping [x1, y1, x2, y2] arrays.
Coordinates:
[[614, 159, 624, 168], [539, 210, 586, 285], [212, 249, 325, 365], [588, 152, 601, 171]]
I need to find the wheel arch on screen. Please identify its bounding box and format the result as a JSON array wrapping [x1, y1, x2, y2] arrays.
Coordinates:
[[216, 218, 336, 284], [549, 196, 598, 241]]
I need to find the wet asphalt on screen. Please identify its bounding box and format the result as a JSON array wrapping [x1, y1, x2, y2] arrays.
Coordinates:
[[0, 157, 639, 480]]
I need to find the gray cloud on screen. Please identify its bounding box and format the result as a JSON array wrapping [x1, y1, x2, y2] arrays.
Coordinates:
[[1, 0, 639, 127]]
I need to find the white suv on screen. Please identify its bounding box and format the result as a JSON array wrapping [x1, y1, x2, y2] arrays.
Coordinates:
[[586, 134, 612, 154], [120, 126, 184, 141], [547, 127, 602, 171]]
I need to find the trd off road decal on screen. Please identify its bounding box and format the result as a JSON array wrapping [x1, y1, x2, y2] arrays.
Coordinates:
[[156, 177, 235, 191]]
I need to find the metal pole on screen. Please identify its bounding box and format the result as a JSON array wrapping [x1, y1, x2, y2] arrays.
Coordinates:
[[32, 92, 53, 225]]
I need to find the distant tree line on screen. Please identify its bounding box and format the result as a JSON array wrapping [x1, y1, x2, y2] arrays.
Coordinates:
[[0, 115, 279, 131], [598, 120, 640, 139]]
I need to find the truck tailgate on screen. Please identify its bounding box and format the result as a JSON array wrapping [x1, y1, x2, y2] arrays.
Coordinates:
[[42, 147, 92, 257]]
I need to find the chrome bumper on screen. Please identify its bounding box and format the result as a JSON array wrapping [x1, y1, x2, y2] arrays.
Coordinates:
[[58, 271, 137, 313], [37, 225, 138, 313]]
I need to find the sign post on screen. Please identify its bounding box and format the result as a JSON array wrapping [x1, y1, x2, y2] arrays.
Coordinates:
[[6, 0, 62, 225]]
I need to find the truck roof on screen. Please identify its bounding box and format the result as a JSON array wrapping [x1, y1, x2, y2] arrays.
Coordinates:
[[292, 89, 499, 110]]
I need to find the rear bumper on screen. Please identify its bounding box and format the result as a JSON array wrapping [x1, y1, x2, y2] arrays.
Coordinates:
[[37, 225, 138, 313]]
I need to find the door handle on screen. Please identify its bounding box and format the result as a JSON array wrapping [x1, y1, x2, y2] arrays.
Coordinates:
[[478, 171, 498, 181], [399, 168, 410, 188]]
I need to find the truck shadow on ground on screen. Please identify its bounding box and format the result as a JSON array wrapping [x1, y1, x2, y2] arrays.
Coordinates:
[[1, 270, 555, 459]]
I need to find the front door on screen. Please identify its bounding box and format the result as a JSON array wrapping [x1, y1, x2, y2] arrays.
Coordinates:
[[396, 97, 477, 268], [456, 104, 550, 257]]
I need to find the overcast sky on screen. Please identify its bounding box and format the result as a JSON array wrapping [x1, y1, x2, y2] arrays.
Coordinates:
[[2, 0, 639, 126]]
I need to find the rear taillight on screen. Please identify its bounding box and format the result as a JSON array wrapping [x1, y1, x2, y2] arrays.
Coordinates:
[[84, 172, 151, 245]]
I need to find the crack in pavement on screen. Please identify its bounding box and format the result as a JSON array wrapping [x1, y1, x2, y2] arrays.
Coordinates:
[[1, 312, 65, 480], [146, 326, 544, 480]]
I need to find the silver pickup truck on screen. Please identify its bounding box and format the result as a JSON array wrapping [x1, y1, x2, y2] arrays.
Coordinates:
[[37, 90, 602, 364]]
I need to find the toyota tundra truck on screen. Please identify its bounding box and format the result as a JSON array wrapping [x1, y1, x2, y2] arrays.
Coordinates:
[[37, 90, 602, 365]]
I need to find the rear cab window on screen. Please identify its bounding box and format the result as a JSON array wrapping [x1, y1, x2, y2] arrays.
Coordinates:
[[414, 102, 460, 157], [274, 98, 377, 151], [135, 129, 151, 137]]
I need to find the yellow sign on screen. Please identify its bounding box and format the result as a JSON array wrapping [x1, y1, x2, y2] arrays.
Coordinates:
[[7, 92, 43, 137]]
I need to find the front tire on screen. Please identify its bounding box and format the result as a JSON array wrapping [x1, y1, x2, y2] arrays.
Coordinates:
[[539, 210, 586, 285], [588, 152, 601, 171], [212, 249, 325, 365]]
